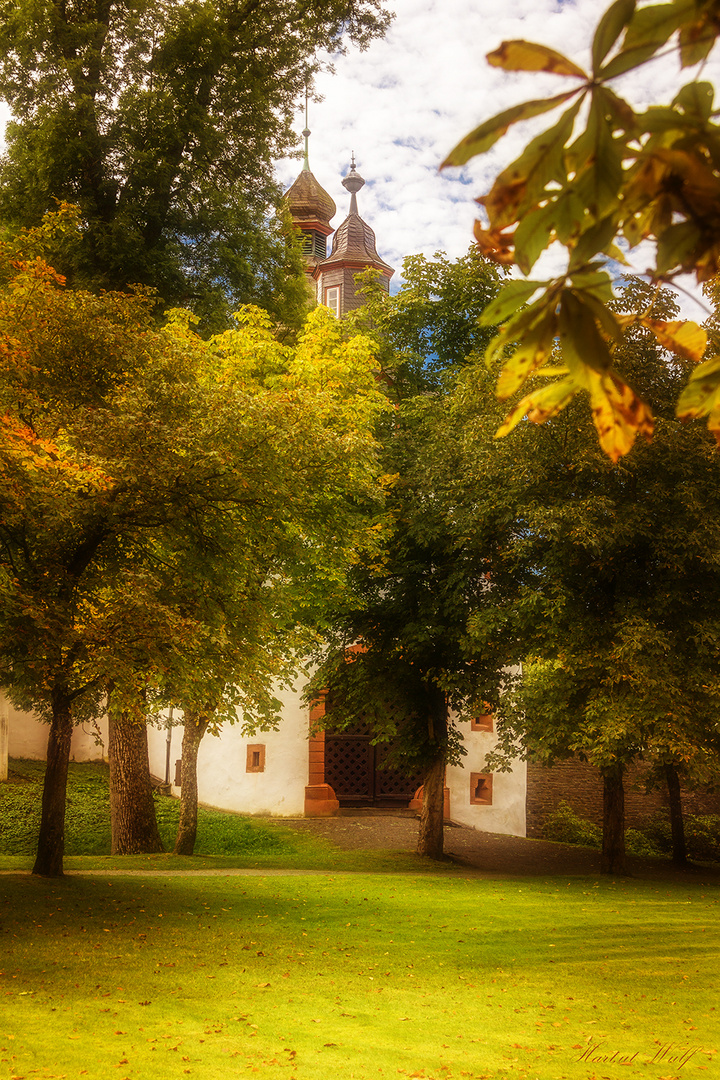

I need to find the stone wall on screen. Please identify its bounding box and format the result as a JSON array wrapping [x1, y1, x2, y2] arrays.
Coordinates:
[[526, 759, 720, 837]]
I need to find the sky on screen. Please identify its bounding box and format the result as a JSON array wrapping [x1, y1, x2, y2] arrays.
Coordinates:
[[276, 0, 720, 315]]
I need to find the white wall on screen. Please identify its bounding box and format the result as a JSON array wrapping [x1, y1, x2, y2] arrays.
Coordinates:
[[147, 681, 311, 817], [3, 693, 107, 762], [446, 717, 526, 837]]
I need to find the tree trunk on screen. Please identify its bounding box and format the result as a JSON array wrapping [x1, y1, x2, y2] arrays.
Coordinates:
[[174, 710, 210, 855], [601, 765, 626, 875], [665, 762, 687, 865], [417, 686, 448, 860], [108, 707, 164, 855], [32, 689, 73, 877]]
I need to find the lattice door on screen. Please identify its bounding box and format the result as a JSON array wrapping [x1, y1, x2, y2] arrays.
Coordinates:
[[374, 741, 424, 800], [324, 735, 374, 803], [324, 728, 425, 806]]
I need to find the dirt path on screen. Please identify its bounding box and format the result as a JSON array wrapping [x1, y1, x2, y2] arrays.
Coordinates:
[[265, 813, 720, 884]]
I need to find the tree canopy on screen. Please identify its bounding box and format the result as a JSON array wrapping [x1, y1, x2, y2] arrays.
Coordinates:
[[308, 252, 521, 857], [443, 0, 720, 459], [458, 281, 720, 871], [0, 211, 389, 873], [0, 0, 391, 329]]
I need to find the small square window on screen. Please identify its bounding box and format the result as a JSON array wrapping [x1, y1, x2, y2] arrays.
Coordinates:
[[246, 744, 266, 773], [471, 713, 493, 732], [470, 772, 493, 805]]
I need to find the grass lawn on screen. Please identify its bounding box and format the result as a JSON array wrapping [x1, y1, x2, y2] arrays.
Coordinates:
[[1, 871, 718, 1080], [1, 760, 719, 1079]]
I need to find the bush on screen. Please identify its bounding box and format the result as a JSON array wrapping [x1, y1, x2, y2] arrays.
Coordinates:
[[624, 828, 663, 859], [684, 814, 720, 863], [636, 814, 673, 856], [542, 801, 602, 848]]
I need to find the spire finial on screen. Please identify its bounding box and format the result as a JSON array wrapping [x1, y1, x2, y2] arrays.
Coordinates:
[[342, 154, 365, 214], [302, 88, 311, 172]]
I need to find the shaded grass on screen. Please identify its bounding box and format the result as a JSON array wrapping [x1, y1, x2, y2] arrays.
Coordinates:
[[0, 759, 432, 874], [1, 759, 292, 857], [0, 871, 718, 1080]]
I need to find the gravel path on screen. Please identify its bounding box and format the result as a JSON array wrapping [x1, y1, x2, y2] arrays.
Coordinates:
[[265, 812, 720, 883]]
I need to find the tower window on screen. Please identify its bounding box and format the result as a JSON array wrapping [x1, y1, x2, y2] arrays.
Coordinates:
[[314, 234, 327, 259], [325, 286, 340, 318]]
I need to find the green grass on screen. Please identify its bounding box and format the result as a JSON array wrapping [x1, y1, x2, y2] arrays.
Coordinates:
[[2, 760, 720, 1078], [0, 872, 718, 1080], [0, 759, 431, 874]]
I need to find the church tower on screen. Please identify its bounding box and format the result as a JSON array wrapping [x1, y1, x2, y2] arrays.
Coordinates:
[[285, 124, 394, 316], [284, 119, 337, 289], [313, 156, 394, 317]]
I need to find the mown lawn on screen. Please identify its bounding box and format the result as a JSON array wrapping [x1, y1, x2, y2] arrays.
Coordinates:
[[1, 871, 718, 1080], [1, 760, 719, 1079]]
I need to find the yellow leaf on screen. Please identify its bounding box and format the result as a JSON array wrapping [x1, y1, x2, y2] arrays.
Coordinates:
[[496, 313, 558, 400], [640, 318, 707, 362], [487, 40, 587, 78], [496, 376, 578, 437], [586, 371, 654, 462]]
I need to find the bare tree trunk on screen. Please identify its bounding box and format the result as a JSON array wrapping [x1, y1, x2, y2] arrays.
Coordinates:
[[601, 765, 626, 875], [665, 762, 687, 866], [33, 687, 73, 877], [108, 706, 163, 855], [174, 709, 210, 855], [417, 686, 448, 860]]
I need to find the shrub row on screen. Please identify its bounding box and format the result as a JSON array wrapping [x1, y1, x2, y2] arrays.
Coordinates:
[[542, 800, 720, 862]]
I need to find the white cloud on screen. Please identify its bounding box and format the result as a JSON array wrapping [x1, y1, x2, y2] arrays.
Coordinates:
[[278, 0, 720, 316]]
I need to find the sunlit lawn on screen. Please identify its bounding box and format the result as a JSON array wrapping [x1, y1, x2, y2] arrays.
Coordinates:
[[1, 869, 718, 1080]]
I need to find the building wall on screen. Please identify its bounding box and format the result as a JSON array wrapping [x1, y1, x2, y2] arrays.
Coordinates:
[[446, 718, 526, 837], [525, 758, 720, 837], [146, 682, 311, 817], [3, 692, 107, 763]]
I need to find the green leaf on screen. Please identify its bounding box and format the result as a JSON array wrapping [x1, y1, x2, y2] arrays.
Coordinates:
[[567, 267, 615, 302], [481, 100, 583, 229], [594, 86, 637, 134], [441, 91, 578, 168], [484, 288, 563, 366], [599, 42, 661, 80], [623, 0, 692, 52], [558, 289, 614, 374], [551, 187, 589, 246], [487, 40, 588, 78], [656, 220, 701, 274], [568, 213, 622, 271], [513, 202, 563, 275], [676, 354, 720, 440], [496, 311, 558, 400], [679, 18, 717, 66], [572, 96, 625, 219], [477, 279, 547, 327], [673, 80, 715, 121], [592, 0, 636, 72]]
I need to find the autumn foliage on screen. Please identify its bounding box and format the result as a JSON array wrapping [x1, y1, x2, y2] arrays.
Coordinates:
[[444, 0, 720, 459]]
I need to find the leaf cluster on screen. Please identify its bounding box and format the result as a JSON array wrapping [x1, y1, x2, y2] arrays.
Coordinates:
[[443, 0, 720, 456]]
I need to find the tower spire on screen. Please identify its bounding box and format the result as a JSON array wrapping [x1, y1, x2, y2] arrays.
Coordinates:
[[302, 88, 311, 172], [342, 153, 365, 215]]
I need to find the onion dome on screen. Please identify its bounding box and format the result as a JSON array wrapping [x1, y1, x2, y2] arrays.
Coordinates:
[[284, 125, 336, 228]]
